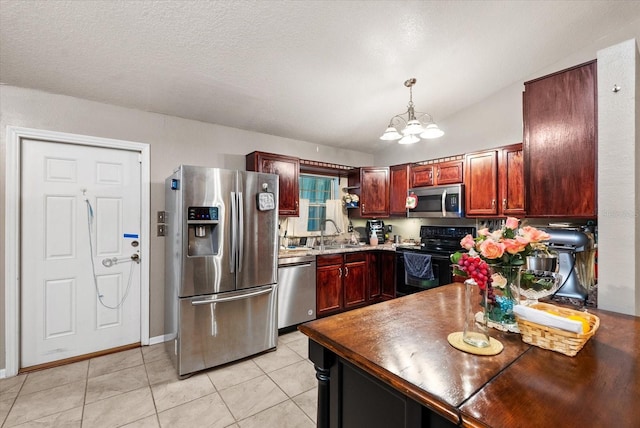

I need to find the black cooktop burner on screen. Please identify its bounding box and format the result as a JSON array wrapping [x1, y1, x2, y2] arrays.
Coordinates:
[[419, 225, 476, 255]]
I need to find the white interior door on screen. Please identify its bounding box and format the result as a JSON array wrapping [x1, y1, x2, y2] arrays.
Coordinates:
[[20, 139, 142, 368]]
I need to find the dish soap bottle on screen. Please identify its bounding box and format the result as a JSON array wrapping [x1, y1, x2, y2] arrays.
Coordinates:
[[369, 231, 378, 246]]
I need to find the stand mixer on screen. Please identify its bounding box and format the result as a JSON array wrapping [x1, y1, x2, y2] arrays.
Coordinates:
[[541, 228, 591, 301]]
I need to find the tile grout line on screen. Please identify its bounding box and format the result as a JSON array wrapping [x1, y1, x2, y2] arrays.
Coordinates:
[[141, 353, 163, 427], [80, 360, 90, 427]]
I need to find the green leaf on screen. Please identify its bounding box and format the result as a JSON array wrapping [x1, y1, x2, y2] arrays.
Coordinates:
[[450, 252, 463, 264]]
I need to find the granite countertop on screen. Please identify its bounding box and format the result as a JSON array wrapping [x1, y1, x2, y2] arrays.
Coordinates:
[[278, 242, 419, 258]]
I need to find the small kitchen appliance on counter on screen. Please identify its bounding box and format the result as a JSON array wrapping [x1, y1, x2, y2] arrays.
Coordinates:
[[542, 228, 592, 302], [366, 219, 385, 243], [165, 166, 279, 377]]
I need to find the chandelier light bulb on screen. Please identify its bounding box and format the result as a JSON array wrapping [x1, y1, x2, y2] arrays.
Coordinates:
[[403, 120, 425, 135], [398, 134, 420, 145], [380, 126, 403, 141], [420, 123, 445, 139]]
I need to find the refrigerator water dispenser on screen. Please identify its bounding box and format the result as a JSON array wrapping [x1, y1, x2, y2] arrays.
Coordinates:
[[187, 206, 220, 257]]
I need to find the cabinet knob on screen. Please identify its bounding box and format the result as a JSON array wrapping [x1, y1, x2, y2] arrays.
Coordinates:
[[491, 199, 496, 208], [338, 267, 343, 277], [344, 266, 349, 277], [503, 198, 507, 211]]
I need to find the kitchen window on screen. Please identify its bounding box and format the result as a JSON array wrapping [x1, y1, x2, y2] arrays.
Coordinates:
[[300, 174, 339, 231]]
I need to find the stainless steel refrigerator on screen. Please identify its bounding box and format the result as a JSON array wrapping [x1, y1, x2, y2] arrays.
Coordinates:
[[164, 165, 279, 377]]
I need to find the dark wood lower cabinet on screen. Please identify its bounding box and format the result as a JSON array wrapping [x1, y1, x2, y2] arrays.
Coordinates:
[[309, 340, 456, 428], [343, 256, 367, 309], [317, 250, 396, 317], [380, 251, 396, 299]]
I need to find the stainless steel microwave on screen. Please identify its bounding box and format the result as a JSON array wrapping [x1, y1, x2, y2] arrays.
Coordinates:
[[407, 184, 465, 218]]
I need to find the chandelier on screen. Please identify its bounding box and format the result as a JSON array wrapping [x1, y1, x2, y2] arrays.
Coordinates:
[[379, 78, 444, 144]]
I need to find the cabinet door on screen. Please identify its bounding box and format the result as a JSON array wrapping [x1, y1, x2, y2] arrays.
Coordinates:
[[367, 252, 381, 301], [246, 152, 300, 216], [465, 151, 499, 217], [343, 260, 367, 309], [380, 252, 396, 300], [499, 144, 525, 216], [409, 164, 434, 187], [316, 264, 343, 317], [389, 164, 410, 216], [524, 61, 597, 217], [436, 160, 464, 185], [360, 167, 389, 217]]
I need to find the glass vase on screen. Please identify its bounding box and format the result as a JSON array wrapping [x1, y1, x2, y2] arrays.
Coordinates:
[[487, 265, 522, 328], [462, 279, 490, 348]]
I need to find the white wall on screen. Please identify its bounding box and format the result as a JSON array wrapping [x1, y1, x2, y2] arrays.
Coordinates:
[[0, 86, 373, 370], [597, 39, 640, 315]]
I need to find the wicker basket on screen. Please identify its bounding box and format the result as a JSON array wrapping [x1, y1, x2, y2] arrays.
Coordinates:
[[515, 302, 600, 357]]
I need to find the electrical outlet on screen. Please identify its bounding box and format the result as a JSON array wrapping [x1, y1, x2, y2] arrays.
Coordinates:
[[157, 224, 166, 236]]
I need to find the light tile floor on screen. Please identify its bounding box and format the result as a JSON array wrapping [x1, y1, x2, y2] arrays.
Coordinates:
[[0, 330, 317, 428]]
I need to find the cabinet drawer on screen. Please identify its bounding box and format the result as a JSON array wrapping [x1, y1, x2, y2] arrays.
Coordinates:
[[316, 254, 343, 267], [345, 252, 367, 263]]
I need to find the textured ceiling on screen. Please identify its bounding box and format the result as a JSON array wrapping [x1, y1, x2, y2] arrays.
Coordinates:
[[1, 1, 640, 154]]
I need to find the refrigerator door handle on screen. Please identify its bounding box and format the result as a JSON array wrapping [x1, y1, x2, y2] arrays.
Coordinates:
[[238, 192, 244, 272], [191, 286, 273, 305], [230, 191, 237, 273]]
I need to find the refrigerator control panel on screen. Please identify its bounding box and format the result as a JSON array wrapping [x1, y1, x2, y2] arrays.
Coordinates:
[[187, 206, 219, 221]]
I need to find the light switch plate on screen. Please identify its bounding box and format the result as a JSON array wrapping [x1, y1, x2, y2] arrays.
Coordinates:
[[157, 211, 166, 223], [157, 224, 166, 236]]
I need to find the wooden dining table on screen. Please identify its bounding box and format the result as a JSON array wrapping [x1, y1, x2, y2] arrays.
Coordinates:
[[299, 282, 640, 428]]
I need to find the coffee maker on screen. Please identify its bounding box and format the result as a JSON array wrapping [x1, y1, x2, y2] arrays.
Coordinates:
[[542, 228, 591, 301], [366, 220, 385, 243]]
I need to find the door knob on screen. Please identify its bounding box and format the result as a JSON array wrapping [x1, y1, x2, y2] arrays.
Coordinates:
[[131, 253, 140, 263]]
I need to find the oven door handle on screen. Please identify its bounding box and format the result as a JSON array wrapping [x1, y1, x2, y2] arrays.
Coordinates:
[[441, 189, 447, 217]]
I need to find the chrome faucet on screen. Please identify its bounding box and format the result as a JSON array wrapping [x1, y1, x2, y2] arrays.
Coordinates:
[[320, 219, 341, 251]]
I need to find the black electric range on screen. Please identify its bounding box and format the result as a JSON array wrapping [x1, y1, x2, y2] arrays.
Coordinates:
[[395, 226, 475, 296]]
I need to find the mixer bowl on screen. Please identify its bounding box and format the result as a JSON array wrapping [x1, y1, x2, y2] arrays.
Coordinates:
[[526, 254, 558, 272]]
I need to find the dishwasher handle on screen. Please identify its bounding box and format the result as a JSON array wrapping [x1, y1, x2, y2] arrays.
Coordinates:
[[279, 261, 314, 268]]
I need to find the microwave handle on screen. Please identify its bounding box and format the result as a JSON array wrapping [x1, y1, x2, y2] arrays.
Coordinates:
[[441, 189, 447, 217]]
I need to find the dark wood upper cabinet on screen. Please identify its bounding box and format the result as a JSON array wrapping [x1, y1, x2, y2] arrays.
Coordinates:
[[435, 160, 464, 185], [246, 151, 300, 216], [389, 164, 410, 216], [523, 60, 597, 218], [499, 144, 525, 216], [348, 167, 389, 218], [465, 150, 499, 216], [465, 144, 524, 218], [410, 164, 434, 187], [410, 159, 463, 188]]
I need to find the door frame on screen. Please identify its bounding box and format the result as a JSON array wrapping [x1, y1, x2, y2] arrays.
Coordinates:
[[4, 126, 151, 377]]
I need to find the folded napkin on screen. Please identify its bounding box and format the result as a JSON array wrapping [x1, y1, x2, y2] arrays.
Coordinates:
[[403, 253, 434, 280], [513, 305, 583, 334]]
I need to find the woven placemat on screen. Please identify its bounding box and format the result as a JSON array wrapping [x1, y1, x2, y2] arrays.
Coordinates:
[[447, 332, 504, 356]]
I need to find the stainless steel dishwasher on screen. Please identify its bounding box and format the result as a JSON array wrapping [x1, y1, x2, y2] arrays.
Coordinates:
[[277, 255, 317, 329]]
